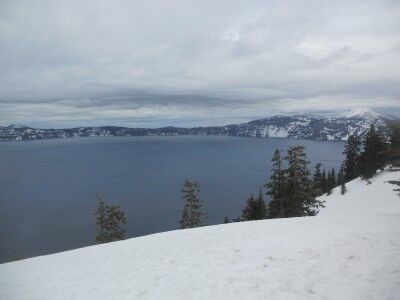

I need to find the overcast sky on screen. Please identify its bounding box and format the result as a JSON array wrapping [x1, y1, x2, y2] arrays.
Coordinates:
[[1, 0, 400, 128]]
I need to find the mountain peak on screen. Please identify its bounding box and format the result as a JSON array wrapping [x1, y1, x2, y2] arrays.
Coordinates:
[[341, 107, 382, 120], [7, 124, 29, 129]]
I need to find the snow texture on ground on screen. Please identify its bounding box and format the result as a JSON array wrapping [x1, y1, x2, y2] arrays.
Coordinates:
[[1, 170, 399, 299]]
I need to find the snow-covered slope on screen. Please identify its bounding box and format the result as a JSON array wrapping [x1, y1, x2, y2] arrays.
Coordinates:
[[340, 107, 382, 120], [1, 171, 399, 299]]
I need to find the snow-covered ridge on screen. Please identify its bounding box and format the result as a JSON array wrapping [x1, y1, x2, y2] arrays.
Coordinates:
[[340, 107, 383, 120], [1, 108, 398, 141], [6, 124, 29, 129], [1, 170, 399, 299]]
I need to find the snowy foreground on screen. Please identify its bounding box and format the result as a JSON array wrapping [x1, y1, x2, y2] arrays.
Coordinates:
[[1, 171, 400, 299]]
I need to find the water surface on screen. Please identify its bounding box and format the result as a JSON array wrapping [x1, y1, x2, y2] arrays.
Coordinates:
[[0, 136, 344, 258]]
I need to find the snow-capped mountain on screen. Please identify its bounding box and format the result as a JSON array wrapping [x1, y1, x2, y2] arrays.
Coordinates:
[[6, 124, 29, 129], [340, 107, 382, 120], [226, 108, 396, 140], [0, 108, 397, 141]]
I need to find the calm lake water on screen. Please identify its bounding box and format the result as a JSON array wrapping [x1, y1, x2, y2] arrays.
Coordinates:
[[0, 136, 344, 259]]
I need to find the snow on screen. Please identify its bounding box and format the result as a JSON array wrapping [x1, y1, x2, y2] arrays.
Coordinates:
[[341, 107, 381, 120], [326, 134, 335, 140], [1, 170, 400, 299], [265, 125, 289, 138], [6, 124, 28, 129]]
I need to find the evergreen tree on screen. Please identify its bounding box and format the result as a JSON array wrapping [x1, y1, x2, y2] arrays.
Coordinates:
[[241, 190, 267, 221], [384, 123, 400, 166], [105, 204, 128, 241], [326, 170, 333, 195], [241, 193, 257, 221], [223, 216, 230, 224], [313, 163, 322, 183], [390, 123, 400, 148], [255, 189, 267, 220], [95, 194, 107, 243], [342, 134, 361, 181], [330, 168, 336, 187], [179, 180, 206, 228], [312, 163, 323, 197], [326, 168, 339, 194], [339, 165, 346, 195], [284, 145, 324, 217], [95, 194, 127, 244], [321, 169, 327, 194], [340, 179, 346, 195], [359, 124, 388, 179], [180, 204, 190, 229], [265, 149, 286, 218]]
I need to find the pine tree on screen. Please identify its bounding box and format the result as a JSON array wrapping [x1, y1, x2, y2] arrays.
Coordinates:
[[331, 168, 336, 187], [284, 145, 324, 217], [321, 169, 327, 194], [313, 163, 323, 196], [390, 123, 400, 148], [339, 165, 346, 195], [241, 190, 267, 221], [342, 134, 361, 181], [241, 193, 256, 221], [95, 194, 107, 243], [325, 167, 338, 194], [105, 204, 127, 241], [179, 180, 206, 228], [180, 203, 190, 229], [95, 194, 127, 244], [340, 179, 346, 195], [359, 124, 388, 179], [326, 170, 333, 195], [265, 149, 286, 218], [223, 216, 230, 224], [255, 189, 267, 220], [384, 123, 400, 166]]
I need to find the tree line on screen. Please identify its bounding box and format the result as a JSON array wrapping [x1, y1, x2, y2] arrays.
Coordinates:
[[342, 123, 400, 181], [93, 122, 400, 243], [227, 145, 325, 222], [230, 122, 400, 222]]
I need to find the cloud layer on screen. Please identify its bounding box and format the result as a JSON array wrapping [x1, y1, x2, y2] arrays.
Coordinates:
[[1, 0, 399, 127]]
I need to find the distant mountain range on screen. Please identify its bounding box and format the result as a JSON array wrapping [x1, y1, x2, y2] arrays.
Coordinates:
[[1, 108, 398, 142]]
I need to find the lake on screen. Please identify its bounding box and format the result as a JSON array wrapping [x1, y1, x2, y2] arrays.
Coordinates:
[[0, 136, 344, 259]]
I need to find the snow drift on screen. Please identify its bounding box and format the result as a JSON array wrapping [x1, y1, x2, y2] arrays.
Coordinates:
[[1, 170, 399, 299]]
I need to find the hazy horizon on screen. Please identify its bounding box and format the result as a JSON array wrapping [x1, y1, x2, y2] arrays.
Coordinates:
[[1, 106, 399, 129]]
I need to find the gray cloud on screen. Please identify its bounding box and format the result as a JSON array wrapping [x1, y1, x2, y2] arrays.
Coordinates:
[[0, 0, 399, 127]]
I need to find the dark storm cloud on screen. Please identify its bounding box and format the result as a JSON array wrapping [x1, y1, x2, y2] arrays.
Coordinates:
[[0, 0, 399, 127]]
